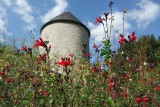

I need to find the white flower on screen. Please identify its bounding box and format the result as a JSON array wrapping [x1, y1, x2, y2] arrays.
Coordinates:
[[121, 51, 124, 54], [144, 62, 147, 66], [126, 57, 129, 60]]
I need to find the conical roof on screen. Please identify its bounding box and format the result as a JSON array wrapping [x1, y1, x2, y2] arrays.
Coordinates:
[[40, 12, 90, 35], [51, 12, 81, 23]]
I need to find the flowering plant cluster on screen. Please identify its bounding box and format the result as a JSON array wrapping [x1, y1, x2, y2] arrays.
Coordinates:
[[0, 1, 160, 107]]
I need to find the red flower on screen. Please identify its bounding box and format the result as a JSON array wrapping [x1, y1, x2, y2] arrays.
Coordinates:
[[38, 53, 47, 61], [128, 58, 133, 63], [149, 68, 154, 72], [10, 63, 14, 66], [43, 54, 46, 60], [93, 43, 101, 49], [93, 43, 97, 48], [86, 53, 91, 58], [107, 61, 112, 66], [0, 95, 3, 101], [139, 79, 144, 83], [49, 45, 51, 48], [36, 61, 41, 65], [34, 38, 46, 48], [7, 78, 14, 83], [38, 55, 43, 61], [123, 90, 127, 98], [69, 53, 74, 57], [93, 43, 101, 53], [79, 66, 82, 70], [99, 88, 103, 92], [156, 86, 160, 91], [136, 96, 141, 103], [56, 58, 71, 67], [41, 91, 49, 96], [93, 67, 97, 73], [130, 32, 136, 42], [119, 34, 128, 44], [123, 74, 129, 79], [109, 78, 115, 90], [4, 65, 9, 69], [102, 72, 105, 77], [97, 66, 101, 71], [142, 96, 148, 103], [150, 78, 155, 81], [103, 101, 107, 106], [93, 66, 101, 73], [0, 71, 5, 75], [95, 16, 102, 23], [21, 46, 27, 51], [145, 81, 149, 85], [120, 87, 127, 98]]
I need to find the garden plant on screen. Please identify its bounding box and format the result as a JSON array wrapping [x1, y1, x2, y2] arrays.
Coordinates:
[[0, 1, 160, 107]]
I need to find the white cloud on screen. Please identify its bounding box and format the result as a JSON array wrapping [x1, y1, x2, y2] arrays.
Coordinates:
[[0, 7, 7, 32], [128, 0, 160, 28], [1, 0, 12, 7], [41, 0, 68, 23], [88, 0, 160, 43], [0, 7, 8, 42], [12, 0, 36, 30], [0, 0, 36, 30]]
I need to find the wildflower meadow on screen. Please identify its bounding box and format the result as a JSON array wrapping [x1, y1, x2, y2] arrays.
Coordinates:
[[0, 1, 160, 107]]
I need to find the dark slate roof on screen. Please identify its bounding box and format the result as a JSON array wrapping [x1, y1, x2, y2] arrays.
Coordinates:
[[40, 12, 90, 35]]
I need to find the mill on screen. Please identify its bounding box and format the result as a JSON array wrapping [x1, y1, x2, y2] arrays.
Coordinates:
[[40, 12, 90, 59]]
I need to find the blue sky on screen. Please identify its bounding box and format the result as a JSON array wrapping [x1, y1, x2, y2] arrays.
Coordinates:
[[0, 0, 160, 50]]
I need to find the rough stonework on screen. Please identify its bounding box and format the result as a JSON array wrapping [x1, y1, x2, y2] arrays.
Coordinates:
[[40, 12, 90, 59]]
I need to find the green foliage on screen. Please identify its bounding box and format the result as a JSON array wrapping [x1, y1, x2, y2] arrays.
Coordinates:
[[111, 35, 160, 74], [100, 39, 112, 61], [0, 35, 160, 107]]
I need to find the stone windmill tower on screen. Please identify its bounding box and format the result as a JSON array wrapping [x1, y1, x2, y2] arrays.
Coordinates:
[[40, 12, 90, 59]]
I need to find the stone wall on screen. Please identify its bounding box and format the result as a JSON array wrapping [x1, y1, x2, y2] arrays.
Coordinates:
[[41, 22, 90, 59]]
